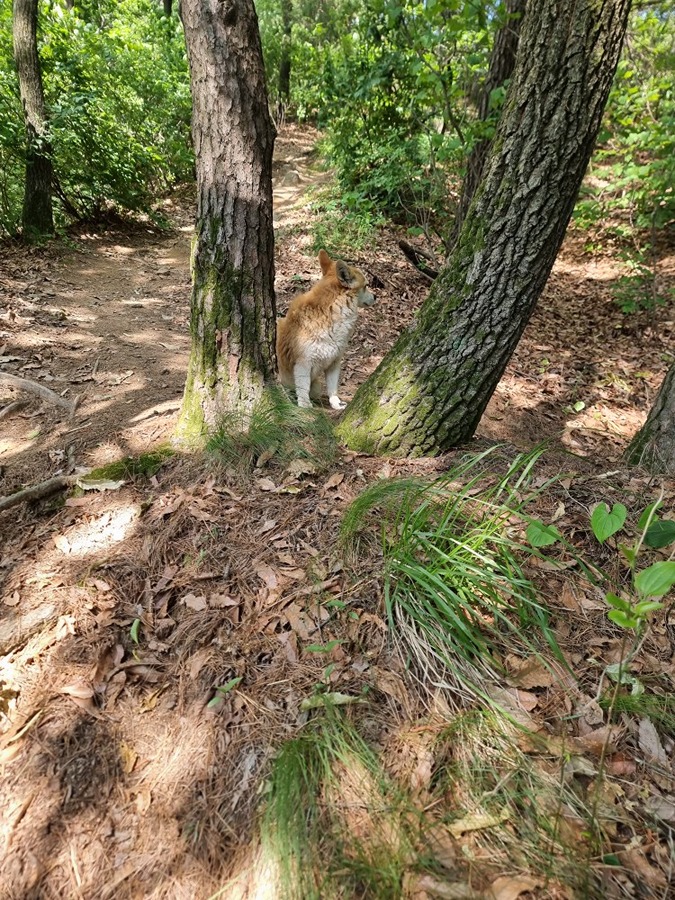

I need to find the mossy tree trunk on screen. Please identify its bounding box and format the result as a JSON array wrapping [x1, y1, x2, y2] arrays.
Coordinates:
[[452, 0, 526, 243], [178, 0, 276, 439], [626, 362, 675, 473], [13, 0, 54, 241], [338, 0, 631, 457]]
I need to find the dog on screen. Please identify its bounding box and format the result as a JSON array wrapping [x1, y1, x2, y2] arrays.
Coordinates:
[[276, 249, 376, 409]]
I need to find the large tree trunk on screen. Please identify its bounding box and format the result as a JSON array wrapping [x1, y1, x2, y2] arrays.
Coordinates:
[[13, 0, 54, 241], [178, 0, 277, 439], [338, 0, 631, 457], [452, 0, 526, 243], [626, 363, 675, 473]]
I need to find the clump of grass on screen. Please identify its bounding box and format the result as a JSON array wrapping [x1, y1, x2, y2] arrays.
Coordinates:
[[207, 386, 337, 473], [433, 708, 602, 895], [600, 690, 675, 736], [262, 709, 419, 899], [342, 447, 565, 704]]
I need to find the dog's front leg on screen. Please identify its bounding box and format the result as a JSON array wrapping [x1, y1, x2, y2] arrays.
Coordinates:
[[325, 362, 346, 410], [293, 362, 313, 408]]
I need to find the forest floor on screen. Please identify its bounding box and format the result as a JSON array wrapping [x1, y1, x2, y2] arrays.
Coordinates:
[[1, 126, 674, 899]]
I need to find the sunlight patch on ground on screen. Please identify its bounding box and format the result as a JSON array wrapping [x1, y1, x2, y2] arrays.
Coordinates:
[[51, 501, 140, 558], [0, 434, 38, 459]]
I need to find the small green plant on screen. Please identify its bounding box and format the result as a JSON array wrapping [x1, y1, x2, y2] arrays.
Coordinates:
[[207, 676, 243, 710], [343, 447, 563, 704], [207, 386, 337, 473]]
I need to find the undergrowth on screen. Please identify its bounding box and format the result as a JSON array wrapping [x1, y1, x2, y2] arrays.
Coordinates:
[[342, 447, 566, 704], [207, 386, 337, 473]]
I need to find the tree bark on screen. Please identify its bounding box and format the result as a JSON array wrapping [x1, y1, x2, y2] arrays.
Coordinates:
[[163, 0, 172, 17], [178, 0, 277, 439], [13, 0, 54, 241], [338, 0, 631, 457], [626, 362, 675, 473], [452, 0, 526, 243]]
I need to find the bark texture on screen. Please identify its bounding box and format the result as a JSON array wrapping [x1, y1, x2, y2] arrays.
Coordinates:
[[452, 0, 526, 242], [178, 0, 277, 438], [338, 0, 631, 457], [13, 0, 54, 240], [626, 363, 675, 473]]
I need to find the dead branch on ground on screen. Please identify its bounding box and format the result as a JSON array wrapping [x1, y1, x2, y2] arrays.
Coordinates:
[[0, 373, 80, 416], [0, 475, 76, 514]]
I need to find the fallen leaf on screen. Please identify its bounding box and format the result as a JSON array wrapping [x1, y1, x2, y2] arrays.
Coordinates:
[[60, 679, 95, 710], [76, 477, 125, 491], [120, 741, 138, 774], [286, 459, 318, 477], [53, 533, 71, 554], [258, 518, 277, 534], [256, 563, 278, 589], [300, 692, 362, 710], [208, 593, 239, 608], [490, 874, 541, 900], [3, 591, 20, 607], [182, 593, 208, 611], [257, 477, 276, 492], [638, 717, 668, 767], [646, 793, 675, 825], [323, 472, 345, 489], [403, 873, 477, 899], [448, 806, 510, 838]]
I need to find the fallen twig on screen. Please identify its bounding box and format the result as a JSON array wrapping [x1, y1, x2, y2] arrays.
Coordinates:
[[398, 239, 439, 282], [0, 475, 76, 514], [0, 373, 81, 416]]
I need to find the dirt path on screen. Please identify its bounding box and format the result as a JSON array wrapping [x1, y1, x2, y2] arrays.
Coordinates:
[[0, 127, 325, 494]]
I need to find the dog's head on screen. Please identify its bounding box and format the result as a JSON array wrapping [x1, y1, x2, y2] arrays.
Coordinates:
[[318, 249, 376, 307]]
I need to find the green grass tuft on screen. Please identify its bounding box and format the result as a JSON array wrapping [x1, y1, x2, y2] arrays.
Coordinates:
[[207, 385, 337, 473], [342, 447, 566, 704]]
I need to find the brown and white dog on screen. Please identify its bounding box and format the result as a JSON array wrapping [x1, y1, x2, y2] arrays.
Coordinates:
[[276, 250, 376, 409]]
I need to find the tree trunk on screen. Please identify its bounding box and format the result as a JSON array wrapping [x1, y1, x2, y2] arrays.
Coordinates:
[[163, 0, 172, 18], [278, 0, 292, 106], [178, 0, 277, 439], [626, 362, 675, 473], [337, 0, 631, 457], [452, 0, 526, 243], [13, 0, 54, 241]]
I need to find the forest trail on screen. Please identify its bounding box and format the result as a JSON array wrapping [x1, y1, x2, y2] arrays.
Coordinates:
[[0, 127, 326, 492], [1, 124, 673, 494], [1, 127, 675, 899]]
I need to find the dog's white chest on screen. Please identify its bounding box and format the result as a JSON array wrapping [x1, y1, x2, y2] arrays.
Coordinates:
[[308, 309, 358, 368]]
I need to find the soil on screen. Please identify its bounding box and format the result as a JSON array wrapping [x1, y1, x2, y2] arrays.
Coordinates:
[[1, 125, 674, 899]]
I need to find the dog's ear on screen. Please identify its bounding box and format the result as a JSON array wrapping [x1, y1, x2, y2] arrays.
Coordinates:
[[335, 260, 359, 289], [318, 249, 332, 275]]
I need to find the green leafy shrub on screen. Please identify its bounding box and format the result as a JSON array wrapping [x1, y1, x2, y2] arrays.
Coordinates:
[[0, 0, 192, 234]]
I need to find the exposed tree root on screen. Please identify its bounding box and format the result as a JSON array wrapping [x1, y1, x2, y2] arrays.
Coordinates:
[[0, 373, 80, 416], [0, 475, 76, 513]]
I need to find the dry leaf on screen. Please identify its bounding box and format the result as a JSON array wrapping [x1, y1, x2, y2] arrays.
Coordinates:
[[258, 519, 277, 534], [490, 874, 541, 900], [427, 824, 457, 871], [638, 717, 668, 766], [646, 793, 675, 825], [120, 741, 138, 774], [3, 590, 20, 607], [403, 873, 477, 899], [182, 593, 208, 611], [53, 533, 71, 554], [257, 477, 276, 492], [60, 679, 95, 710], [448, 806, 510, 837], [286, 459, 317, 477], [208, 593, 239, 608], [256, 563, 278, 589], [324, 472, 345, 489]]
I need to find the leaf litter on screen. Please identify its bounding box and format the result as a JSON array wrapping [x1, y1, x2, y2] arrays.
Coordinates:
[[0, 126, 674, 898]]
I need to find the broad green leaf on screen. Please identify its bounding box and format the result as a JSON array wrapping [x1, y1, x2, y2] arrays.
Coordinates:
[[130, 618, 141, 644], [605, 592, 630, 612], [526, 519, 561, 548], [637, 500, 662, 531], [633, 600, 664, 617], [591, 502, 627, 543], [645, 519, 675, 550], [207, 677, 243, 708], [635, 561, 675, 598], [608, 609, 638, 629]]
